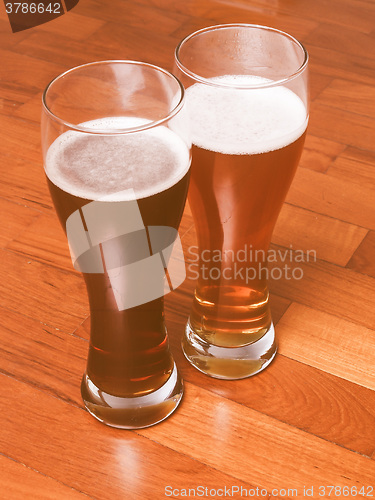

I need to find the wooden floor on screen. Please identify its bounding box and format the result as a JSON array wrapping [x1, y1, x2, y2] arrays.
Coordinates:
[[1, 0, 375, 498]]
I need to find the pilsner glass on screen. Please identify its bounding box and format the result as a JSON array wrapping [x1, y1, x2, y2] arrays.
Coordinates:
[[41, 61, 191, 428], [174, 24, 309, 379]]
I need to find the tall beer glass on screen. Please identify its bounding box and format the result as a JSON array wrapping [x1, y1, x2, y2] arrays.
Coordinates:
[[41, 61, 191, 428], [174, 25, 309, 379]]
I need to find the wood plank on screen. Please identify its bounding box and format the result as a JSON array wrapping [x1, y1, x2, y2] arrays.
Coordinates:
[[25, 12, 105, 41], [0, 307, 87, 407], [3, 292, 374, 460], [20, 28, 104, 62], [268, 294, 291, 325], [0, 249, 88, 332], [339, 145, 375, 166], [0, 454, 92, 500], [84, 22, 178, 70], [286, 167, 375, 229], [0, 49, 65, 93], [12, 33, 117, 105], [235, 0, 375, 33], [139, 382, 375, 496], [346, 231, 375, 278], [1, 0, 375, 495], [268, 247, 375, 330], [299, 135, 346, 173], [327, 147, 375, 190], [306, 24, 375, 59], [0, 157, 52, 212], [307, 73, 332, 102], [1, 370, 374, 499], [0, 375, 259, 499], [0, 19, 31, 49], [308, 103, 375, 152], [308, 44, 375, 87], [171, 3, 317, 42], [315, 79, 375, 118], [75, 0, 188, 35], [0, 115, 53, 211], [164, 315, 375, 457], [276, 303, 375, 391], [133, 0, 213, 18], [0, 114, 41, 161], [137, 0, 375, 33], [7, 211, 81, 273], [0, 82, 38, 116], [0, 10, 103, 44], [0, 198, 40, 248], [272, 203, 367, 267]]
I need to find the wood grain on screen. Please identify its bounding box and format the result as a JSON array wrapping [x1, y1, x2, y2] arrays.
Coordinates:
[[305, 23, 375, 59], [0, 375, 261, 500], [268, 250, 375, 330], [164, 314, 375, 457], [286, 167, 375, 229], [308, 103, 375, 152], [171, 3, 317, 41], [299, 134, 346, 173], [347, 231, 375, 278], [248, 0, 375, 32], [315, 79, 375, 118], [29, 12, 105, 40], [0, 198, 40, 248], [84, 22, 180, 70], [327, 147, 375, 189], [0, 454, 91, 500], [0, 49, 65, 96], [139, 383, 375, 494], [0, 115, 51, 210], [0, 249, 87, 332], [308, 44, 375, 87], [277, 303, 375, 391], [1, 0, 375, 497], [0, 306, 87, 406], [272, 203, 367, 266]]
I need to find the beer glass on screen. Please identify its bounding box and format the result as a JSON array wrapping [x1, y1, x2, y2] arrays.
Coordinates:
[[41, 61, 191, 428], [174, 25, 309, 379]]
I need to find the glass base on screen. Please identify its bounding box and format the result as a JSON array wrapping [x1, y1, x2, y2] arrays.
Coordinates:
[[182, 321, 277, 380], [81, 362, 183, 429]]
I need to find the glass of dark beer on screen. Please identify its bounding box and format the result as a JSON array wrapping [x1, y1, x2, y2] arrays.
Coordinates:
[[41, 61, 191, 428], [174, 25, 309, 379]]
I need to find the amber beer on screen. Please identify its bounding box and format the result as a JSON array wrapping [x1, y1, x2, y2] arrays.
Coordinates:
[[182, 74, 308, 376], [45, 117, 190, 422]]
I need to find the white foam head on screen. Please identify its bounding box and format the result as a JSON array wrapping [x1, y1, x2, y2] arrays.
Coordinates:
[[185, 75, 308, 155], [45, 117, 190, 201]]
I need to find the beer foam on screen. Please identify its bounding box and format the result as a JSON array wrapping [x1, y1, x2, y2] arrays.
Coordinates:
[[45, 117, 190, 201], [185, 75, 308, 155]]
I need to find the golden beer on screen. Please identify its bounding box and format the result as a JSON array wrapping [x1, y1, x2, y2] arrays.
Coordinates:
[[46, 118, 190, 399], [175, 26, 309, 378], [42, 61, 190, 427]]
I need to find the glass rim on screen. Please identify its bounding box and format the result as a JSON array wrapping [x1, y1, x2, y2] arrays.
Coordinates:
[[42, 59, 186, 135], [175, 23, 309, 89]]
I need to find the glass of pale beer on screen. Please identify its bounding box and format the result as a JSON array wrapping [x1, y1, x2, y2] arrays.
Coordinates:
[[174, 24, 309, 379], [41, 61, 191, 428]]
